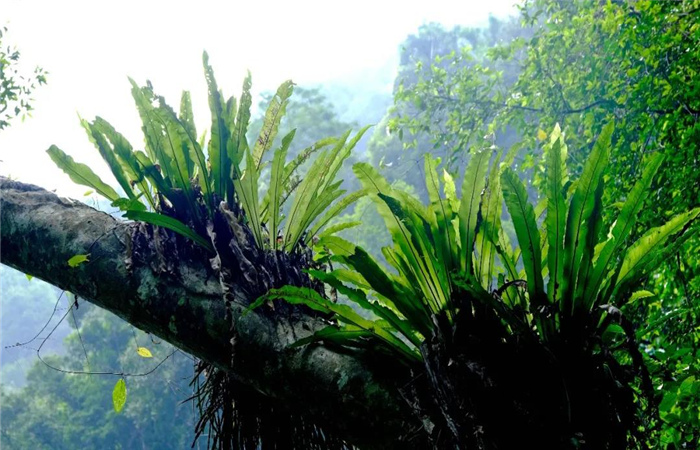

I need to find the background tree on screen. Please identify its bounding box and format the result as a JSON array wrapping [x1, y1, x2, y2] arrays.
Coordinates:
[[251, 86, 358, 155], [1, 300, 197, 449], [0, 25, 47, 130], [366, 18, 528, 190]]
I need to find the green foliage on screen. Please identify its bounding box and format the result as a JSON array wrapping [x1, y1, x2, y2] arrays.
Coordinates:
[[310, 125, 693, 349], [282, 127, 371, 252], [264, 124, 697, 446], [48, 51, 365, 254], [394, 1, 699, 218], [0, 26, 47, 130], [366, 18, 527, 186], [385, 5, 700, 443]]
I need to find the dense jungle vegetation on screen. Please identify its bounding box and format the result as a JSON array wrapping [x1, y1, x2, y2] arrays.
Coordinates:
[[1, 0, 699, 448]]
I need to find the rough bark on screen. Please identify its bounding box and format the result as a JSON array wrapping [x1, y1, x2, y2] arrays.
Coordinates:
[[0, 177, 422, 449]]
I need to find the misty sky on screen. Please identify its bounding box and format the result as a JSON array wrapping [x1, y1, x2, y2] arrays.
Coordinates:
[[1, 0, 519, 198]]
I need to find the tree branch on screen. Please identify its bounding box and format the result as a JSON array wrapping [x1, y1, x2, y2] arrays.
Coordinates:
[[0, 177, 422, 449]]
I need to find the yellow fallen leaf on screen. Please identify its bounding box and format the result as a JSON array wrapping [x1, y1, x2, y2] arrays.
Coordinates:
[[136, 347, 153, 358]]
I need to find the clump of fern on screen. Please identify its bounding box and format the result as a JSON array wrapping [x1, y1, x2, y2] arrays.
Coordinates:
[[49, 51, 367, 257], [257, 122, 699, 447], [48, 51, 369, 450]]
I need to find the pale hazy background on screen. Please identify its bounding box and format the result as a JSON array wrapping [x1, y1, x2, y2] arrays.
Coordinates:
[[0, 0, 518, 198]]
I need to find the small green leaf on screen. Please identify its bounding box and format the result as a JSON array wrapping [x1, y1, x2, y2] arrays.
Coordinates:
[[68, 254, 90, 268], [83, 190, 94, 196], [628, 290, 655, 303], [136, 347, 153, 358], [112, 378, 127, 413], [25, 274, 33, 281]]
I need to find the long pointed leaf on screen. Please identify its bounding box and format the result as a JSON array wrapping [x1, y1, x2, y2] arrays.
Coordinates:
[[476, 150, 503, 289], [233, 149, 262, 247], [203, 51, 231, 200], [545, 135, 567, 303], [613, 207, 700, 296], [90, 117, 155, 210], [47, 145, 120, 201], [179, 90, 197, 174], [81, 118, 136, 201], [129, 79, 175, 188], [458, 150, 490, 274], [268, 129, 295, 249], [583, 153, 665, 304], [229, 72, 252, 178], [561, 121, 613, 310], [252, 80, 294, 170], [501, 168, 545, 307]]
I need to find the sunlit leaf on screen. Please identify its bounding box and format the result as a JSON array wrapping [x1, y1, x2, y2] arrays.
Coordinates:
[[614, 207, 700, 294], [112, 378, 127, 413], [136, 347, 153, 358], [67, 254, 90, 268], [583, 152, 664, 307], [628, 290, 655, 303]]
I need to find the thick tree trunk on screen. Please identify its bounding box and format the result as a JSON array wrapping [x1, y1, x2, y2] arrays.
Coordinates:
[[0, 177, 422, 449]]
